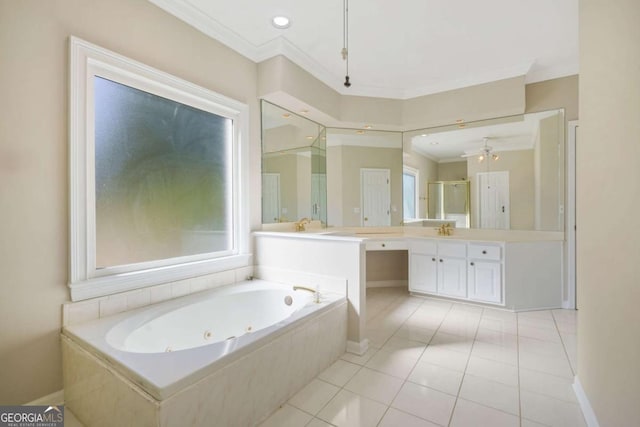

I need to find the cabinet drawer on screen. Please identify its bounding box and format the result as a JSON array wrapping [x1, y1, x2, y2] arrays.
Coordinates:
[[437, 241, 466, 258], [365, 240, 407, 251], [468, 244, 502, 261], [408, 239, 437, 254]]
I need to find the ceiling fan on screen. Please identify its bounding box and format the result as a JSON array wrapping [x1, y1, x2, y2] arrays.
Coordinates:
[[461, 137, 500, 161]]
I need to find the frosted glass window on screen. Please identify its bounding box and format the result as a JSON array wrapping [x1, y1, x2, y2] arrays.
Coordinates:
[[403, 172, 417, 220], [94, 77, 231, 268]]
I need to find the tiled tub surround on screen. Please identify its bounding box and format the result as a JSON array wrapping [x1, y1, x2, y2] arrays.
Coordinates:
[[63, 266, 255, 326], [63, 281, 348, 427]]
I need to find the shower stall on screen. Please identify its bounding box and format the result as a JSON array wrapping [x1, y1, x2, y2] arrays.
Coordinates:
[[427, 180, 470, 228]]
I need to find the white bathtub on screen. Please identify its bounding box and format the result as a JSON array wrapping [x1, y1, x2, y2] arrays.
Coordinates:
[[63, 279, 347, 426]]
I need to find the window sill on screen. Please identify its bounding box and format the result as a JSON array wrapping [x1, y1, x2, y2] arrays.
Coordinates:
[[68, 253, 252, 301]]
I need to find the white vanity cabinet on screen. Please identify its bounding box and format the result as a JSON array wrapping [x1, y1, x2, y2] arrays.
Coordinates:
[[436, 242, 467, 298], [409, 239, 504, 305], [467, 243, 503, 303], [408, 240, 468, 298], [408, 240, 437, 293]]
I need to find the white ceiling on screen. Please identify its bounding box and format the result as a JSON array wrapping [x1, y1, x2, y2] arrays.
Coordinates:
[[150, 0, 578, 99]]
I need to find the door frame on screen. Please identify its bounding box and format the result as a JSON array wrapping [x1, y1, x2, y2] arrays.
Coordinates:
[[565, 120, 578, 309]]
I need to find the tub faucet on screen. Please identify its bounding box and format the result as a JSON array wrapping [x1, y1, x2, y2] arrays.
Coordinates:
[[293, 285, 321, 303], [294, 217, 311, 232]]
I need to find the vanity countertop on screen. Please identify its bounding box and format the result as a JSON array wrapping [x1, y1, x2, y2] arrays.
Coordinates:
[[254, 226, 564, 243]]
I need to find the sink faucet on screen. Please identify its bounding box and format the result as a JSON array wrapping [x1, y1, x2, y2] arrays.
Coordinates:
[[294, 217, 311, 232], [437, 223, 453, 236]]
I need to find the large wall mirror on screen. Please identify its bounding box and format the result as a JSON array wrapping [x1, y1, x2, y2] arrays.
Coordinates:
[[326, 129, 403, 226], [403, 109, 565, 231], [261, 101, 327, 224]]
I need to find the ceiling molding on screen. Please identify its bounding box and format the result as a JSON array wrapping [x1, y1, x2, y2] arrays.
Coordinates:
[[149, 0, 261, 59]]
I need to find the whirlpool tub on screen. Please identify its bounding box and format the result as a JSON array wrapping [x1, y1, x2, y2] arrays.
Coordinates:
[[62, 279, 347, 427]]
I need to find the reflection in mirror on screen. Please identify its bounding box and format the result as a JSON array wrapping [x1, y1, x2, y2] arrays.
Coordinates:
[[261, 101, 327, 224], [427, 181, 470, 228], [326, 129, 403, 226], [404, 109, 565, 231]]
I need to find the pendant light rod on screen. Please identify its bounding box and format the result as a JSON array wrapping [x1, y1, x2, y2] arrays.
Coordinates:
[[343, 0, 351, 87]]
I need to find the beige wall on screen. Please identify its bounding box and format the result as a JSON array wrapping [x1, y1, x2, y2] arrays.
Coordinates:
[[577, 1, 640, 425], [333, 146, 403, 226], [263, 155, 299, 221], [526, 75, 579, 120], [438, 161, 467, 181], [534, 113, 563, 230], [0, 0, 259, 404]]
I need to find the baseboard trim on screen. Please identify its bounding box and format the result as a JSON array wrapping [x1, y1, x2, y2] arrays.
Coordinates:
[[25, 389, 64, 405], [346, 339, 369, 356], [573, 376, 600, 427], [366, 280, 407, 288]]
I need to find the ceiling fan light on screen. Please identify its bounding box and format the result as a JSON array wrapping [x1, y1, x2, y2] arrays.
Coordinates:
[[492, 154, 500, 160], [478, 155, 485, 162]]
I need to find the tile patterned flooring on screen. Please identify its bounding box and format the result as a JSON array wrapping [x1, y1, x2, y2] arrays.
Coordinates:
[[260, 287, 584, 427]]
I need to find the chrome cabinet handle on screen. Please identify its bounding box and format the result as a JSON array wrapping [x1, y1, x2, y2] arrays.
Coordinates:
[[470, 262, 475, 266], [482, 250, 487, 254]]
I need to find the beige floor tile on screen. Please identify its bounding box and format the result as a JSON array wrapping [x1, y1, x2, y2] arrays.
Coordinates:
[[519, 368, 578, 403], [407, 360, 464, 395], [393, 324, 436, 343], [391, 381, 456, 426], [459, 374, 520, 416], [450, 398, 520, 427], [288, 379, 340, 415], [520, 390, 587, 427], [344, 367, 404, 405], [465, 356, 519, 387], [470, 341, 519, 366], [475, 328, 519, 348], [519, 351, 574, 379], [306, 418, 334, 427], [378, 408, 441, 427], [259, 404, 313, 427], [317, 389, 387, 427], [318, 359, 361, 387], [430, 331, 474, 354], [419, 346, 470, 372], [364, 347, 421, 379]]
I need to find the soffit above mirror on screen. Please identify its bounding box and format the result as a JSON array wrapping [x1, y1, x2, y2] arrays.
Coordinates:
[[151, 0, 578, 99]]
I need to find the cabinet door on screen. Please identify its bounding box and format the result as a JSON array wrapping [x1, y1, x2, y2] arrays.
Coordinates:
[[468, 261, 502, 303], [409, 252, 437, 293], [437, 257, 467, 297]]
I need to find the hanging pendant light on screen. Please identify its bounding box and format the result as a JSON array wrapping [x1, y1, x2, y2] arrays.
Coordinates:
[[342, 0, 351, 87]]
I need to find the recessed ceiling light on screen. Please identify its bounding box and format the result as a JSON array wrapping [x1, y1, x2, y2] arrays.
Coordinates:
[[430, 141, 439, 145], [305, 136, 315, 140], [458, 123, 466, 128], [364, 125, 372, 129], [272, 16, 291, 29], [281, 113, 291, 118], [356, 130, 365, 134], [420, 134, 428, 137], [456, 119, 464, 123], [299, 109, 309, 115]]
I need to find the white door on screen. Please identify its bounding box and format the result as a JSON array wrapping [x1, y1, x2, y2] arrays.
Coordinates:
[[477, 171, 510, 229], [437, 257, 467, 297], [262, 173, 280, 223], [361, 168, 391, 227], [468, 261, 502, 303]]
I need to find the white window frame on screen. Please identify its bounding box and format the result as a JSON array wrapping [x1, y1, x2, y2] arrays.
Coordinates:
[[403, 166, 419, 220], [69, 37, 250, 301]]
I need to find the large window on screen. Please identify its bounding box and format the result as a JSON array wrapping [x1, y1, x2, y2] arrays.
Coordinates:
[[69, 37, 249, 301]]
